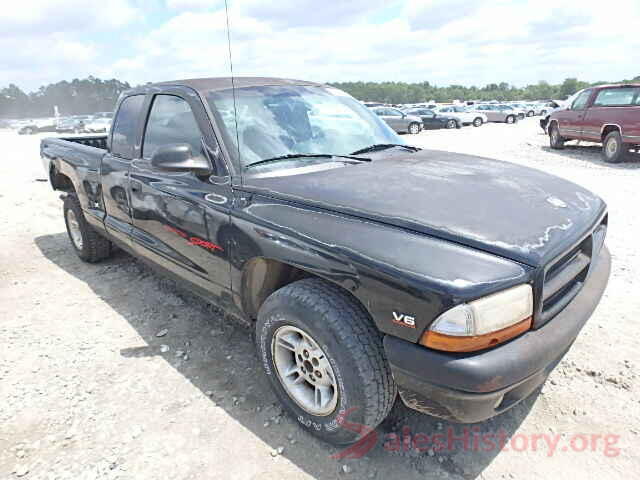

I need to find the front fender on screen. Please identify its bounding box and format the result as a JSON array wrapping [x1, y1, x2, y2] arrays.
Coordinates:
[[230, 195, 532, 343]]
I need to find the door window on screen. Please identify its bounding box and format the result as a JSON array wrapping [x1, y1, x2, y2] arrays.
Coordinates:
[[571, 90, 592, 110], [143, 95, 204, 159], [593, 88, 640, 107], [111, 95, 145, 159], [387, 109, 403, 117]]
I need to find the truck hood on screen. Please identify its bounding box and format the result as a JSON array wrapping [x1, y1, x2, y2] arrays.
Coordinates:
[[245, 150, 606, 267]]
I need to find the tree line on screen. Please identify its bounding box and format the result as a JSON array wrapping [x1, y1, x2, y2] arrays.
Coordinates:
[[329, 76, 640, 104], [0, 77, 131, 119], [3, 75, 640, 119]]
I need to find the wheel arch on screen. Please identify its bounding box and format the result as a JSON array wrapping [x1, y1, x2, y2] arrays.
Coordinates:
[[601, 124, 622, 141], [49, 163, 75, 193], [239, 257, 367, 322]]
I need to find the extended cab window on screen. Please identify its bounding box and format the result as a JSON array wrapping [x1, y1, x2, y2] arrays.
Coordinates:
[[593, 88, 640, 107], [143, 95, 203, 159], [111, 95, 145, 158]]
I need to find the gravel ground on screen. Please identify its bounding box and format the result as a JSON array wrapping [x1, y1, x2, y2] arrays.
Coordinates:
[[1, 118, 638, 479]]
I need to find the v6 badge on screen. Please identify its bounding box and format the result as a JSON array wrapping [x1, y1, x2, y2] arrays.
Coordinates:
[[392, 312, 416, 328]]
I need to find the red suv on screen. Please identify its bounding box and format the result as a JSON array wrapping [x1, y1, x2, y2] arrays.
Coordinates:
[[548, 84, 640, 163]]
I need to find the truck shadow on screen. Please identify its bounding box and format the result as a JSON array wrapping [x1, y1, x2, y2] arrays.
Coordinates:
[[540, 143, 640, 169], [35, 232, 540, 480]]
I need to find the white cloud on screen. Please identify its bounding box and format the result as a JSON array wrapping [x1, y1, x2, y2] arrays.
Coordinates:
[[3, 0, 640, 92], [166, 0, 221, 10]]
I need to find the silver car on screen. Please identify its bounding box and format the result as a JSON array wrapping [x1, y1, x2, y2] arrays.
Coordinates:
[[470, 104, 520, 124], [370, 107, 423, 134]]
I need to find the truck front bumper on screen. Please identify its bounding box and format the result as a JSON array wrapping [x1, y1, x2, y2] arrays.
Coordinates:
[[384, 246, 611, 423]]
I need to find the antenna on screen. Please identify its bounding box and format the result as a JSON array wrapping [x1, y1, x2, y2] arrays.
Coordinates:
[[223, 0, 241, 163]]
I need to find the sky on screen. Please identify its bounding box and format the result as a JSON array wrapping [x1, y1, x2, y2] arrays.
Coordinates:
[[2, 0, 640, 92]]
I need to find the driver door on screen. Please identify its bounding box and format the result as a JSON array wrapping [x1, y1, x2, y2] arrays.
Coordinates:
[[557, 89, 593, 139], [129, 90, 233, 298]]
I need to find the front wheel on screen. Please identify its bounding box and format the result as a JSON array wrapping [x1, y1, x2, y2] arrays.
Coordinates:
[[472, 117, 483, 127], [446, 119, 457, 129], [549, 123, 565, 149], [256, 278, 396, 445], [602, 131, 627, 163], [408, 122, 421, 135], [506, 115, 516, 124]]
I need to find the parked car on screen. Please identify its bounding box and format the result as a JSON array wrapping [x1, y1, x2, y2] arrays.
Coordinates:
[[41, 77, 610, 446], [509, 103, 536, 117], [94, 111, 114, 119], [404, 108, 461, 129], [548, 83, 640, 163], [539, 100, 566, 133], [56, 117, 85, 133], [18, 118, 57, 135], [433, 106, 487, 127], [469, 104, 519, 124], [84, 117, 111, 133], [370, 106, 422, 134]]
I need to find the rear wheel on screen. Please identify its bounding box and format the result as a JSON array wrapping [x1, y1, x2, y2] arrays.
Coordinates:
[[527, 110, 534, 117], [549, 123, 565, 149], [63, 194, 112, 262], [472, 117, 483, 127], [506, 115, 516, 124], [602, 131, 627, 163], [256, 278, 396, 445], [408, 122, 421, 135]]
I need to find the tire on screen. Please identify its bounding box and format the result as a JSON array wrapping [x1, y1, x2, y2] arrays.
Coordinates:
[[472, 117, 483, 127], [506, 115, 516, 124], [540, 109, 547, 116], [63, 194, 112, 263], [602, 131, 627, 163], [25, 127, 34, 135], [527, 110, 534, 117], [408, 122, 421, 135], [256, 278, 396, 445], [445, 119, 457, 129], [549, 123, 565, 149], [518, 113, 525, 120]]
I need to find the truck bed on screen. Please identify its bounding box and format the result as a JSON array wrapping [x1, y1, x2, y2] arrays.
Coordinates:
[[40, 135, 108, 177], [50, 134, 108, 150]]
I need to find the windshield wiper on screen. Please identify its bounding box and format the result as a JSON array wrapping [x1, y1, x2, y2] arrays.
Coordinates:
[[350, 144, 421, 155], [245, 153, 370, 169]]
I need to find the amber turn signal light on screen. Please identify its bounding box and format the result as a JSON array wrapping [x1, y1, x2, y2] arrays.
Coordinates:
[[420, 316, 532, 353]]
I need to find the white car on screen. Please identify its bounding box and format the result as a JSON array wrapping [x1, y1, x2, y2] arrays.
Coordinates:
[[83, 117, 111, 133], [509, 103, 537, 117], [433, 106, 487, 127]]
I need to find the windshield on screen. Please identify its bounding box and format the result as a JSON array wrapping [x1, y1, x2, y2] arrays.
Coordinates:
[[206, 85, 401, 169]]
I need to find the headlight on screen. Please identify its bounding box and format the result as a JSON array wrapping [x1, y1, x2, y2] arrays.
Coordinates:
[[420, 284, 533, 352]]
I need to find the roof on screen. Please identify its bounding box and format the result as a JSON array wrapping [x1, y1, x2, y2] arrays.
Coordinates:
[[588, 83, 640, 90], [150, 76, 325, 93]]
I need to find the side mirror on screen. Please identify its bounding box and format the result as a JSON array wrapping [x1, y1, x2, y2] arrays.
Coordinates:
[[150, 143, 211, 175]]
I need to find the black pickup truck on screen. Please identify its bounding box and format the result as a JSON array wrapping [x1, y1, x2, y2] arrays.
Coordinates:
[[42, 77, 610, 445]]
